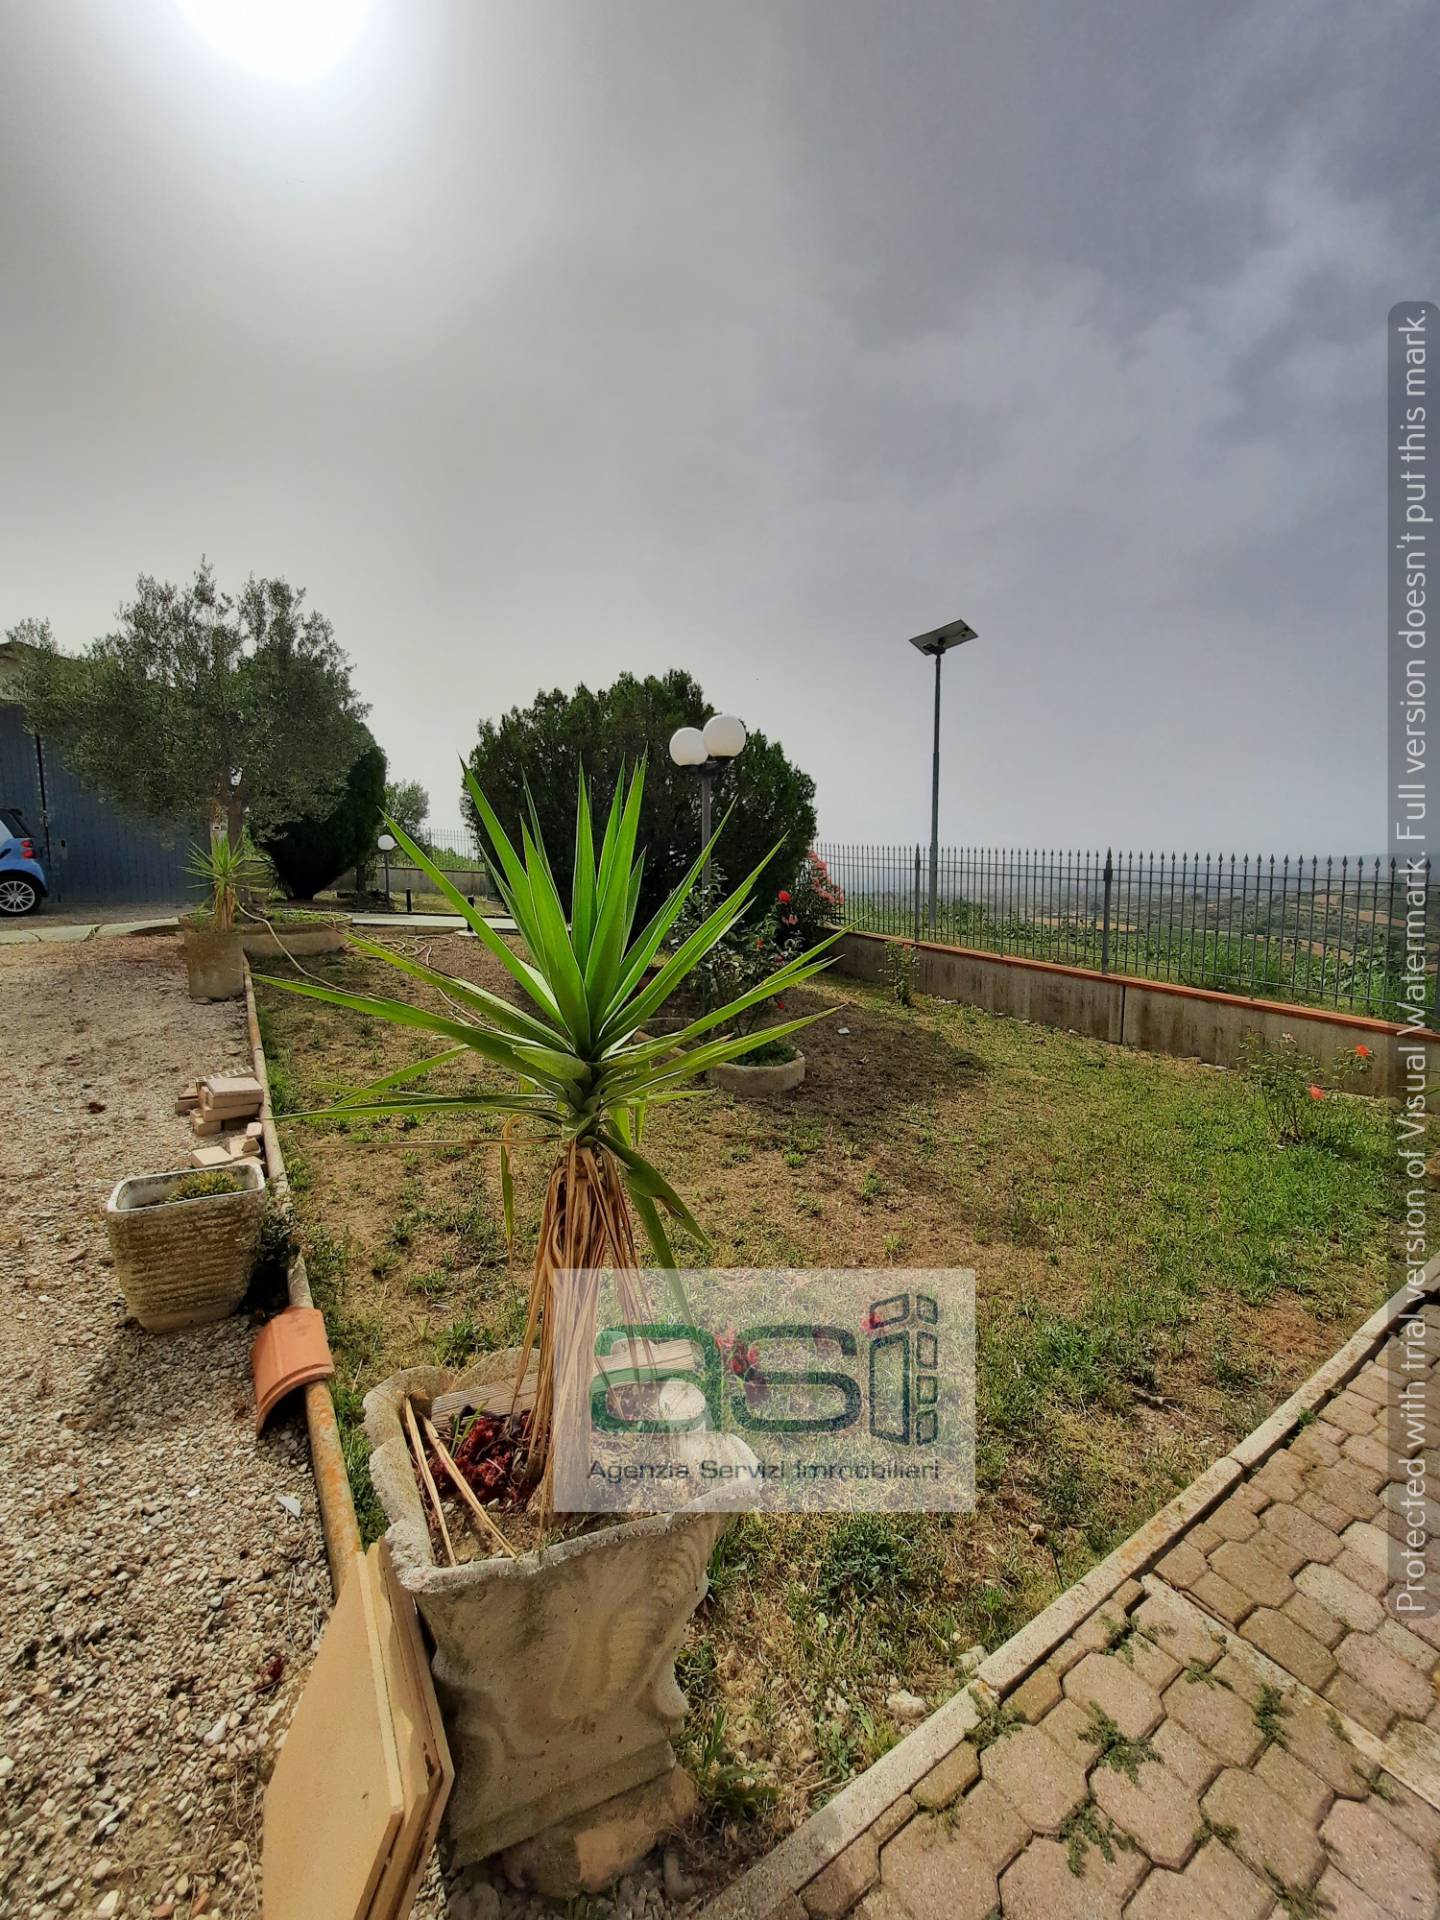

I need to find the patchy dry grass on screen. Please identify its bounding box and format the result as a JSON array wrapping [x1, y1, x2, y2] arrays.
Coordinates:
[[254, 927, 1406, 1875]]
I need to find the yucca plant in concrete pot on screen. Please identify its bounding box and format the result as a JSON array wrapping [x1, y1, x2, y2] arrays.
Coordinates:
[[180, 829, 270, 1001], [260, 765, 836, 1881]]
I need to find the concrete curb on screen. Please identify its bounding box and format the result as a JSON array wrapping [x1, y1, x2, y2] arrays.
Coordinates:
[[697, 1256, 1440, 1920], [243, 959, 362, 1597]]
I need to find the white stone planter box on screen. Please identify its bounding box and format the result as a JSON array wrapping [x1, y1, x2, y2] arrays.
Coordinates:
[[709, 1049, 806, 1095], [365, 1352, 732, 1873]]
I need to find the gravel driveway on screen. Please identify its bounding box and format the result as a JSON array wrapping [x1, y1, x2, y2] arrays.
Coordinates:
[[0, 934, 330, 1920]]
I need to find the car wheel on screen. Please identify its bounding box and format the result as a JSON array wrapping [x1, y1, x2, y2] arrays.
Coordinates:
[[0, 877, 40, 916]]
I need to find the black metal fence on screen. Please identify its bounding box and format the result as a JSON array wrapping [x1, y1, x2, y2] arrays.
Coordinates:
[[814, 843, 1436, 1023]]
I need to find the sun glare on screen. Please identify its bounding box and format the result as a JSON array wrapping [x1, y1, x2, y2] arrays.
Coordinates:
[[177, 0, 372, 83]]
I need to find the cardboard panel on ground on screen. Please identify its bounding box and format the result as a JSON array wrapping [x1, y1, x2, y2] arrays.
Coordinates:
[[263, 1544, 452, 1920]]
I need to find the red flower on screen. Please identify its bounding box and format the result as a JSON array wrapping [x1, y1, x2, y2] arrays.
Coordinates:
[[1308, 1085, 1326, 1101], [778, 889, 792, 904], [1355, 1044, 1371, 1059]]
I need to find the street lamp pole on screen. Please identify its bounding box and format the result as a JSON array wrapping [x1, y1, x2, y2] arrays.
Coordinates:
[[668, 714, 748, 901], [907, 616, 977, 936]]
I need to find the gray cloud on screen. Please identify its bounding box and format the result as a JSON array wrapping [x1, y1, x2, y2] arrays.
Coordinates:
[[1, 0, 1432, 853]]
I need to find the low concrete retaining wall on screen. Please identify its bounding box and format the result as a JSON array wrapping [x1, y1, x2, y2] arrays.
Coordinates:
[[834, 928, 1438, 1094]]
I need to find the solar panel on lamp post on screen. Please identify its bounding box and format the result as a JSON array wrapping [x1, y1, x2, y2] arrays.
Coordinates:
[[908, 616, 977, 937]]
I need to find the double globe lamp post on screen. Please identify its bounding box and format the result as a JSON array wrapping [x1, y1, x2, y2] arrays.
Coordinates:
[[668, 713, 748, 895]]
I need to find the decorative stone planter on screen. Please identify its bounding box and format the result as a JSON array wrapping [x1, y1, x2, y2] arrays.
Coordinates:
[[709, 1049, 806, 1095], [239, 921, 347, 959], [365, 1353, 733, 1882], [106, 1161, 267, 1333], [180, 915, 245, 1001]]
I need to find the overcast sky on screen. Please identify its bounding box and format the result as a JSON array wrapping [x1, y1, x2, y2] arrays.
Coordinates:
[[1, 1, 1432, 851]]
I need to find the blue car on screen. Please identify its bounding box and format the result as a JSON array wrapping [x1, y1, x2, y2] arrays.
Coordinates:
[[0, 808, 47, 916]]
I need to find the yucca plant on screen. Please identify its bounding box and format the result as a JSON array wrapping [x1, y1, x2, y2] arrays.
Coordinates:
[[259, 763, 838, 1505], [185, 828, 273, 931]]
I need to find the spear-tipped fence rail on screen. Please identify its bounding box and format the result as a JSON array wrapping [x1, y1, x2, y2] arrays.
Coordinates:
[[814, 844, 1436, 1023]]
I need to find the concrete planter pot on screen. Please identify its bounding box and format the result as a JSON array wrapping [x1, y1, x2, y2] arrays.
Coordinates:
[[106, 1161, 266, 1333], [365, 1352, 732, 1880], [709, 1049, 806, 1095], [180, 916, 245, 1001], [239, 921, 347, 959]]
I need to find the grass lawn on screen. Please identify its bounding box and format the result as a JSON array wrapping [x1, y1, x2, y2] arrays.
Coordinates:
[[254, 929, 1406, 1870]]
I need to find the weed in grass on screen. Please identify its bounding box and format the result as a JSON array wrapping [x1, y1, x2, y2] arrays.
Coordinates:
[[332, 1382, 386, 1545], [816, 1516, 932, 1611], [681, 1707, 776, 1823], [707, 1515, 768, 1601], [433, 1316, 481, 1366], [858, 1168, 886, 1204], [1253, 1683, 1290, 1750], [1081, 1704, 1156, 1783]]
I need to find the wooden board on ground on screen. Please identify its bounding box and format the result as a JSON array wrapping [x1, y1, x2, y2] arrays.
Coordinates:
[[262, 1546, 452, 1920]]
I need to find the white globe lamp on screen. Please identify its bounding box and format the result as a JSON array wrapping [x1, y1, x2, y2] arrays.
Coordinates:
[[668, 727, 707, 768], [702, 714, 747, 759]]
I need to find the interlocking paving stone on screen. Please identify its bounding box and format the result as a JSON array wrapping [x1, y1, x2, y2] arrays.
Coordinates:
[[1201, 1767, 1326, 1891], [1333, 1546, 1389, 1599], [1089, 1757, 1200, 1870], [1209, 1541, 1296, 1611], [1155, 1542, 1205, 1590], [1299, 1489, 1354, 1532], [1239, 1606, 1337, 1691], [801, 1833, 879, 1919], [1122, 1839, 1274, 1920], [1326, 1393, 1382, 1437], [877, 1817, 999, 1920], [1042, 1698, 1108, 1773], [1282, 1589, 1346, 1649], [1292, 1424, 1344, 1469], [1310, 1466, 1384, 1522], [1377, 1617, 1439, 1674], [1275, 1703, 1371, 1799], [1248, 1528, 1307, 1579], [1342, 1432, 1392, 1478], [996, 1835, 1146, 1918], [910, 1740, 979, 1811], [1133, 1594, 1223, 1671], [1295, 1563, 1386, 1633], [1341, 1519, 1393, 1573], [1161, 1672, 1266, 1768], [1254, 1743, 1333, 1825], [1324, 1672, 1396, 1736], [1190, 1569, 1252, 1626], [1208, 1497, 1261, 1543], [1374, 1773, 1440, 1852], [1150, 1717, 1222, 1794], [1321, 1797, 1439, 1917], [1008, 1661, 1063, 1723], [979, 1724, 1087, 1834], [1311, 1864, 1391, 1920], [1261, 1501, 1344, 1564], [1334, 1632, 1437, 1717], [1063, 1655, 1165, 1742]]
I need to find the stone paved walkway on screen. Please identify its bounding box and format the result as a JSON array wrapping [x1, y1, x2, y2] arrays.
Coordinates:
[[711, 1296, 1440, 1920]]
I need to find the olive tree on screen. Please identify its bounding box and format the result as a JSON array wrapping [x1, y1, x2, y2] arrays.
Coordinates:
[[11, 562, 368, 843]]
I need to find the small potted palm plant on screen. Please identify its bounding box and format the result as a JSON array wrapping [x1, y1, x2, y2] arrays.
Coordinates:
[[180, 828, 270, 1001], [259, 766, 836, 1879]]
